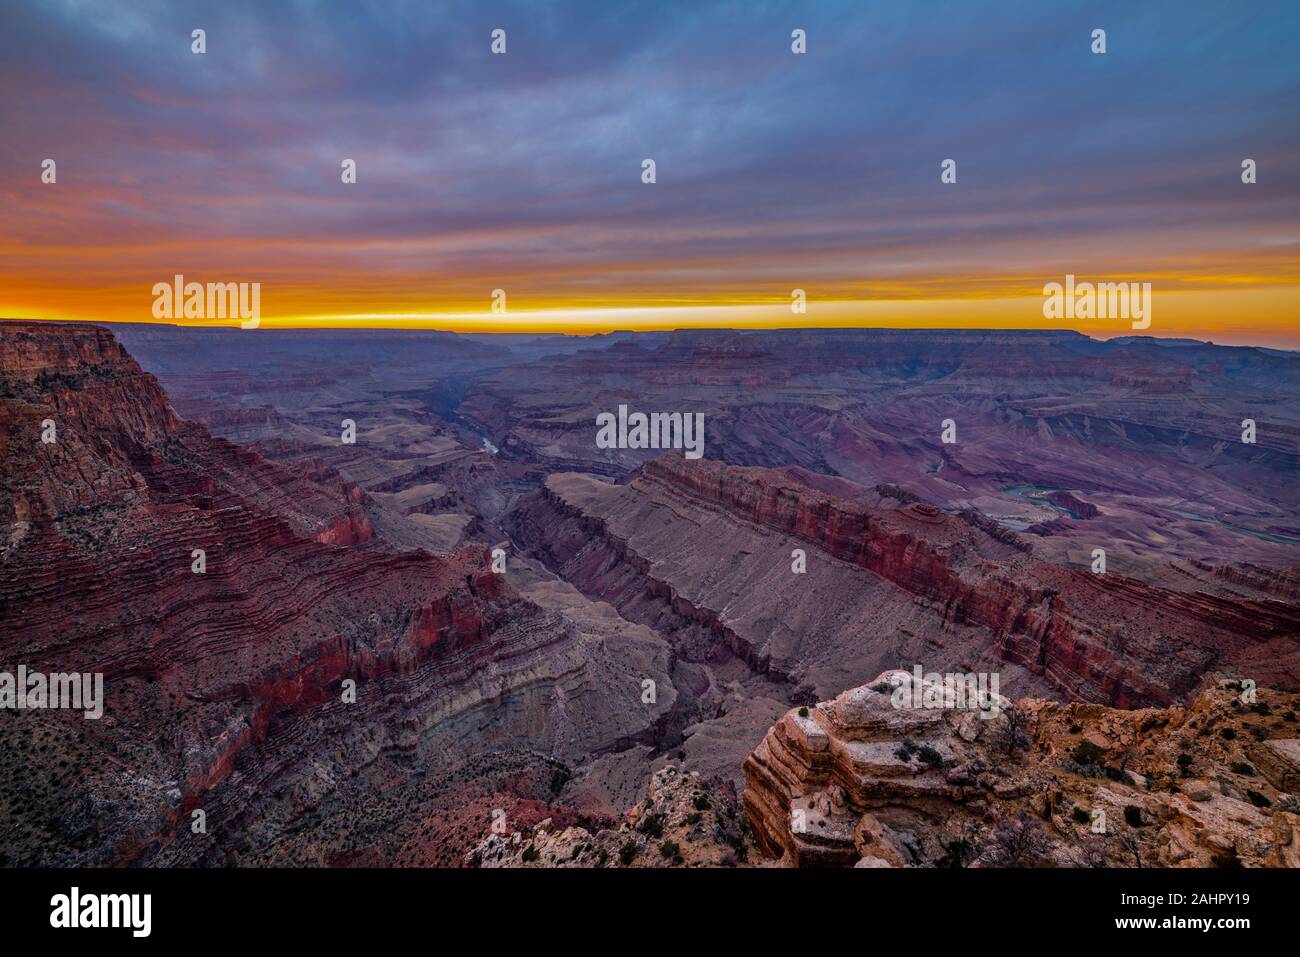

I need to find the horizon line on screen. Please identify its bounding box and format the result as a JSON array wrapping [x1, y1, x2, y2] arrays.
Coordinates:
[[4, 313, 1296, 354]]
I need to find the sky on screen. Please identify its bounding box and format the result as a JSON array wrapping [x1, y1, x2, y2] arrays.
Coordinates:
[[1, 0, 1297, 345]]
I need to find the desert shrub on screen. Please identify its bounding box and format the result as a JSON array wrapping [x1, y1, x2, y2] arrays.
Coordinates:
[[619, 841, 638, 866], [936, 837, 975, 868], [1072, 740, 1105, 766], [980, 816, 1048, 867]]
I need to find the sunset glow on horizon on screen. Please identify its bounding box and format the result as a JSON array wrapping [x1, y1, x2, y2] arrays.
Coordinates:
[[2, 1, 1297, 346]]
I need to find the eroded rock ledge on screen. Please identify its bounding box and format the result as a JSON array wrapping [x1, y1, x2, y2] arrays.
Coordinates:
[[743, 671, 1300, 867]]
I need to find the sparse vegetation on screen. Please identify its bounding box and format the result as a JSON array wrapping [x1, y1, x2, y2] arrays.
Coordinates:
[[618, 841, 638, 866], [1071, 740, 1105, 766], [980, 815, 1048, 867], [1001, 706, 1030, 756]]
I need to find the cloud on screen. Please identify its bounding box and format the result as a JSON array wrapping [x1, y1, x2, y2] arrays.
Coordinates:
[[1, 0, 1297, 338]]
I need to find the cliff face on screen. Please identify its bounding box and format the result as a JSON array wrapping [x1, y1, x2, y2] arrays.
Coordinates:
[[514, 454, 1300, 709], [743, 671, 1300, 868], [0, 322, 676, 865], [644, 453, 1300, 705]]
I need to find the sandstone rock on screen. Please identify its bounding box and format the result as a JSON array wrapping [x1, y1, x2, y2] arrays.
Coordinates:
[[744, 670, 1300, 868]]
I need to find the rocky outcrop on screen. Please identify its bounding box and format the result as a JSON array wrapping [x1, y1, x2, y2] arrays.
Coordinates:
[[743, 671, 1300, 867], [468, 765, 753, 868]]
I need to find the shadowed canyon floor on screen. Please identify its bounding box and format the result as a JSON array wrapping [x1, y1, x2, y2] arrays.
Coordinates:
[[2, 320, 1298, 867]]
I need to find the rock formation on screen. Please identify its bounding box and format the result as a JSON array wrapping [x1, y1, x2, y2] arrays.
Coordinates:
[[469, 764, 754, 868], [743, 670, 1300, 867], [513, 454, 1300, 708], [0, 322, 677, 865]]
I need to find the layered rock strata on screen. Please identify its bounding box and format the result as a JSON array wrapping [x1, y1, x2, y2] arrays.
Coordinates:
[[743, 671, 1300, 867], [0, 322, 676, 865], [514, 454, 1300, 707]]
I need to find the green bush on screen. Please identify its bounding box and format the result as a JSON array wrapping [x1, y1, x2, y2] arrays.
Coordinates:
[[1072, 740, 1105, 766]]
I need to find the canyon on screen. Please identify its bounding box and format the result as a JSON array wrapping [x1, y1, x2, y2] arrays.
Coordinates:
[[2, 319, 1297, 867]]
